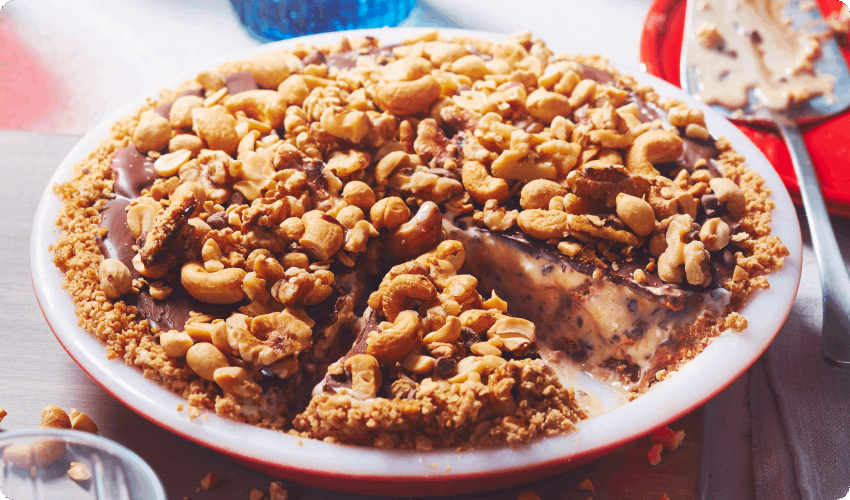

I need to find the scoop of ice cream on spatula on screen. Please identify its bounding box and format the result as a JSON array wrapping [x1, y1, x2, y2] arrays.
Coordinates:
[[681, 0, 850, 364]]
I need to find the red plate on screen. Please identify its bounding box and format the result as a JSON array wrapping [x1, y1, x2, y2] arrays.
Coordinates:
[[640, 0, 850, 217]]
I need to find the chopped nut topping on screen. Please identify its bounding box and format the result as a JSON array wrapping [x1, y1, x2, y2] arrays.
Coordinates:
[[67, 462, 92, 482], [200, 472, 219, 490]]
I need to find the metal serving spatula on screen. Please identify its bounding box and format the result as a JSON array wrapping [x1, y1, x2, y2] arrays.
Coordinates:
[[681, 0, 850, 364]]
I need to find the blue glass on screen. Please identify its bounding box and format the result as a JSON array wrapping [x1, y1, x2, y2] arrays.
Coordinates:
[[230, 0, 418, 41]]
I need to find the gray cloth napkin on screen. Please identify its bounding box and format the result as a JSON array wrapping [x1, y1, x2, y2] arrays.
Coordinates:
[[447, 212, 850, 500], [748, 214, 850, 500]]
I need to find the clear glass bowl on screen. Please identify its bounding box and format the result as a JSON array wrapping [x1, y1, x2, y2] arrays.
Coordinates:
[[0, 429, 166, 500]]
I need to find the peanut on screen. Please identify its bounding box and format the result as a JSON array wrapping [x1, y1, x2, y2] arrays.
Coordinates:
[[699, 217, 730, 251], [192, 106, 239, 156], [615, 193, 656, 237], [68, 409, 99, 434], [342, 181, 376, 209], [370, 196, 410, 230], [185, 342, 229, 381], [345, 354, 382, 399], [133, 111, 171, 153], [299, 210, 345, 261], [169, 134, 205, 157], [160, 330, 194, 358], [519, 180, 567, 210], [487, 317, 536, 351], [98, 259, 133, 299], [214, 366, 262, 399]]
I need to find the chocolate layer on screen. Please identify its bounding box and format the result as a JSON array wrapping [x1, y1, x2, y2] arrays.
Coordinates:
[[97, 72, 339, 332]]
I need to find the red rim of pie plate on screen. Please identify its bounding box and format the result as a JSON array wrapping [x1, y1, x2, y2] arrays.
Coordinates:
[[639, 0, 850, 217], [28, 28, 803, 497]]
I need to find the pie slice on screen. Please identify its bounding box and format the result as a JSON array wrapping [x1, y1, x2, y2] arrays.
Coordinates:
[[294, 240, 587, 449]]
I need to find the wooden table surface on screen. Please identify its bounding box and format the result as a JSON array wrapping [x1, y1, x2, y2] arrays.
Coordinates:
[[0, 130, 716, 500]]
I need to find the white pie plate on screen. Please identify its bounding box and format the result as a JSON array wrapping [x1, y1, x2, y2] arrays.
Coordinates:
[[30, 27, 802, 497]]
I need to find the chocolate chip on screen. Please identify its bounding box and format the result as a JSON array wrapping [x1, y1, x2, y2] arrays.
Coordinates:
[[521, 351, 541, 360], [433, 357, 457, 379], [556, 339, 589, 362], [722, 249, 736, 268], [302, 50, 326, 66], [625, 324, 646, 341], [460, 327, 480, 351], [207, 211, 227, 230], [627, 298, 638, 313], [460, 326, 479, 344], [749, 29, 762, 45], [701, 193, 720, 218], [227, 191, 247, 208], [687, 223, 700, 241]]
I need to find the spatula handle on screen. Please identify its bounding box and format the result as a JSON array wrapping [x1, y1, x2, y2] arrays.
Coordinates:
[[775, 117, 850, 364]]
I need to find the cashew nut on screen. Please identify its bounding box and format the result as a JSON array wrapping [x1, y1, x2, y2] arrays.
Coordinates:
[[517, 209, 568, 240], [367, 310, 422, 362], [625, 130, 684, 178], [375, 75, 441, 116], [380, 56, 433, 82], [416, 239, 466, 271], [388, 201, 443, 260], [224, 90, 288, 130], [462, 160, 510, 205], [181, 261, 246, 304], [374, 151, 412, 186], [382, 274, 437, 322]]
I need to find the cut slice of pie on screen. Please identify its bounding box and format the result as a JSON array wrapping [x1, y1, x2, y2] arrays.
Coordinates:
[[294, 240, 588, 449]]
